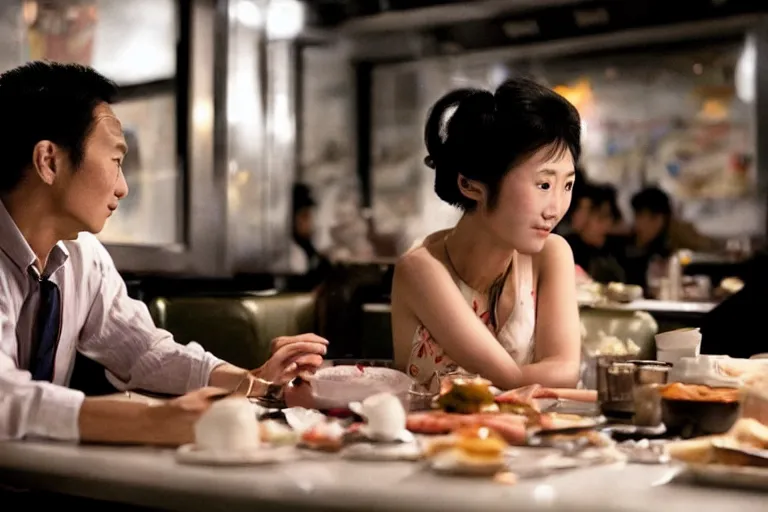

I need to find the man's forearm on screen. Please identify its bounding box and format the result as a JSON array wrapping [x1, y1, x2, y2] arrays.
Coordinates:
[[79, 365, 256, 445], [78, 398, 165, 445], [207, 362, 248, 389]]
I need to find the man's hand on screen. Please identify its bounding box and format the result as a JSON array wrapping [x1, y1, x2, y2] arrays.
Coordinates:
[[79, 387, 230, 447], [141, 387, 230, 446], [255, 333, 328, 385]]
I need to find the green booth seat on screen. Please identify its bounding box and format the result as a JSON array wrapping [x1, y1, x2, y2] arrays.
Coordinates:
[[148, 292, 316, 370]]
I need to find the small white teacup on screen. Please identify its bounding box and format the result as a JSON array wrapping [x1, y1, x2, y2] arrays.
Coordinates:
[[194, 397, 260, 451], [349, 392, 406, 441]]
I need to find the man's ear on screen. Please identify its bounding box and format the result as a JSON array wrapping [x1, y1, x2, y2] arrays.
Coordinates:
[[457, 173, 485, 203], [31, 140, 59, 186]]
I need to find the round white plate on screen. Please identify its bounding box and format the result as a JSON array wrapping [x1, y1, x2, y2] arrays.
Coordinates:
[[685, 463, 768, 491], [341, 442, 423, 461], [429, 451, 505, 476], [357, 425, 415, 444], [176, 444, 300, 466]]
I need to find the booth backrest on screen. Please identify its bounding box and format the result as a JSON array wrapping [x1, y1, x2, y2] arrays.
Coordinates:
[[148, 292, 316, 369]]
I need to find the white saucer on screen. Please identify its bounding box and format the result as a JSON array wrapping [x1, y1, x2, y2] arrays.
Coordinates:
[[342, 441, 423, 461], [430, 451, 505, 476], [358, 425, 415, 444], [176, 444, 300, 466]]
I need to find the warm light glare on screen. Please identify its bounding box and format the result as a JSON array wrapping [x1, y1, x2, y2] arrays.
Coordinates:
[[22, 0, 38, 25], [227, 69, 260, 125], [232, 0, 305, 39], [266, 0, 305, 40], [554, 79, 594, 114], [234, 0, 263, 29], [736, 34, 756, 103], [270, 92, 293, 143], [700, 99, 727, 120], [193, 100, 214, 130]]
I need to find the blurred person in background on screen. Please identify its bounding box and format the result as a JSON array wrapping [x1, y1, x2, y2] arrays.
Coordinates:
[[0, 62, 327, 446], [564, 184, 625, 283], [622, 186, 721, 290], [621, 186, 673, 289], [391, 77, 582, 391], [284, 183, 331, 289]]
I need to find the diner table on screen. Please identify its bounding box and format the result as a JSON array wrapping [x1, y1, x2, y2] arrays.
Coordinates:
[[360, 299, 717, 353], [361, 299, 718, 315], [577, 299, 717, 315], [1, 436, 766, 512]]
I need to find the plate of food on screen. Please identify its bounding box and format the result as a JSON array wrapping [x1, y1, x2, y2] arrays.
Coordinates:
[[659, 382, 742, 437], [425, 426, 509, 476], [307, 365, 413, 410], [670, 417, 768, 491], [527, 413, 608, 437], [684, 463, 768, 491], [406, 410, 530, 445], [176, 397, 302, 466]]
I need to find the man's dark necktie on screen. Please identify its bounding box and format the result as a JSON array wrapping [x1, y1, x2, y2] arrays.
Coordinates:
[[29, 278, 62, 382]]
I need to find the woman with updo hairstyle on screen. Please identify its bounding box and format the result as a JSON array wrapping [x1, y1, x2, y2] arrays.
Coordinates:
[[391, 77, 583, 390]]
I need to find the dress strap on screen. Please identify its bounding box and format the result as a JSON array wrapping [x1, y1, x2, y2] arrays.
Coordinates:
[[488, 254, 515, 330]]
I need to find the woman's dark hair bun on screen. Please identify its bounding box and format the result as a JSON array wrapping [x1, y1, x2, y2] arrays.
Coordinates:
[[424, 89, 497, 207], [423, 76, 581, 211]]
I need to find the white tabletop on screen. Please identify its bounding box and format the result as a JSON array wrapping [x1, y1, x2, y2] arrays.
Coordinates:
[[579, 300, 717, 314], [0, 440, 765, 512], [363, 300, 717, 315]]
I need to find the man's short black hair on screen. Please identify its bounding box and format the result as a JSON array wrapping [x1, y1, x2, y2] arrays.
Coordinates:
[[588, 183, 622, 222], [293, 183, 316, 213], [0, 61, 119, 193], [631, 186, 672, 217]]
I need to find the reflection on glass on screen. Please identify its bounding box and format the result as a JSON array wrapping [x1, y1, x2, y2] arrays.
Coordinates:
[[23, 0, 98, 64], [16, 0, 176, 85], [98, 94, 180, 245], [369, 36, 760, 251], [90, 0, 176, 85], [532, 38, 759, 236], [0, 1, 182, 246]]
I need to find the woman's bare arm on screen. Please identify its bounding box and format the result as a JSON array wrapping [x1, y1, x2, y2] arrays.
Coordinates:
[[520, 234, 581, 387], [391, 279, 417, 373], [392, 247, 524, 389]]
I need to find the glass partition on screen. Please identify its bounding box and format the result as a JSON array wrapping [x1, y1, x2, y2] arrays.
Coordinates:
[[0, 0, 182, 246], [369, 33, 760, 257]]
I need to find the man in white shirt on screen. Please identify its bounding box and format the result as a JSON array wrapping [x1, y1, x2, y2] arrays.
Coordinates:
[[0, 61, 327, 446]]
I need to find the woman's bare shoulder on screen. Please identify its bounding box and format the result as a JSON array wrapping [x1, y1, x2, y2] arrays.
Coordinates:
[[423, 228, 451, 247], [531, 233, 575, 280], [404, 229, 451, 255], [536, 234, 574, 264], [395, 235, 450, 286]]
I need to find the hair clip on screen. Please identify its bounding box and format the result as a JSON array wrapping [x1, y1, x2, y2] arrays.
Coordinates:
[[439, 103, 459, 142]]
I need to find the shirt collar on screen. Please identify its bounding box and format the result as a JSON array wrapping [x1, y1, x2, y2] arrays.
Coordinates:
[[0, 198, 69, 279]]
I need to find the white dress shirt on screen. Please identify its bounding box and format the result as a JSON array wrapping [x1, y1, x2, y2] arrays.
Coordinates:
[[0, 200, 224, 442]]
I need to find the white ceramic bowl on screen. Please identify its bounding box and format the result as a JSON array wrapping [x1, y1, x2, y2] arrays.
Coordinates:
[[657, 348, 700, 367], [654, 327, 702, 351], [310, 365, 413, 409]]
